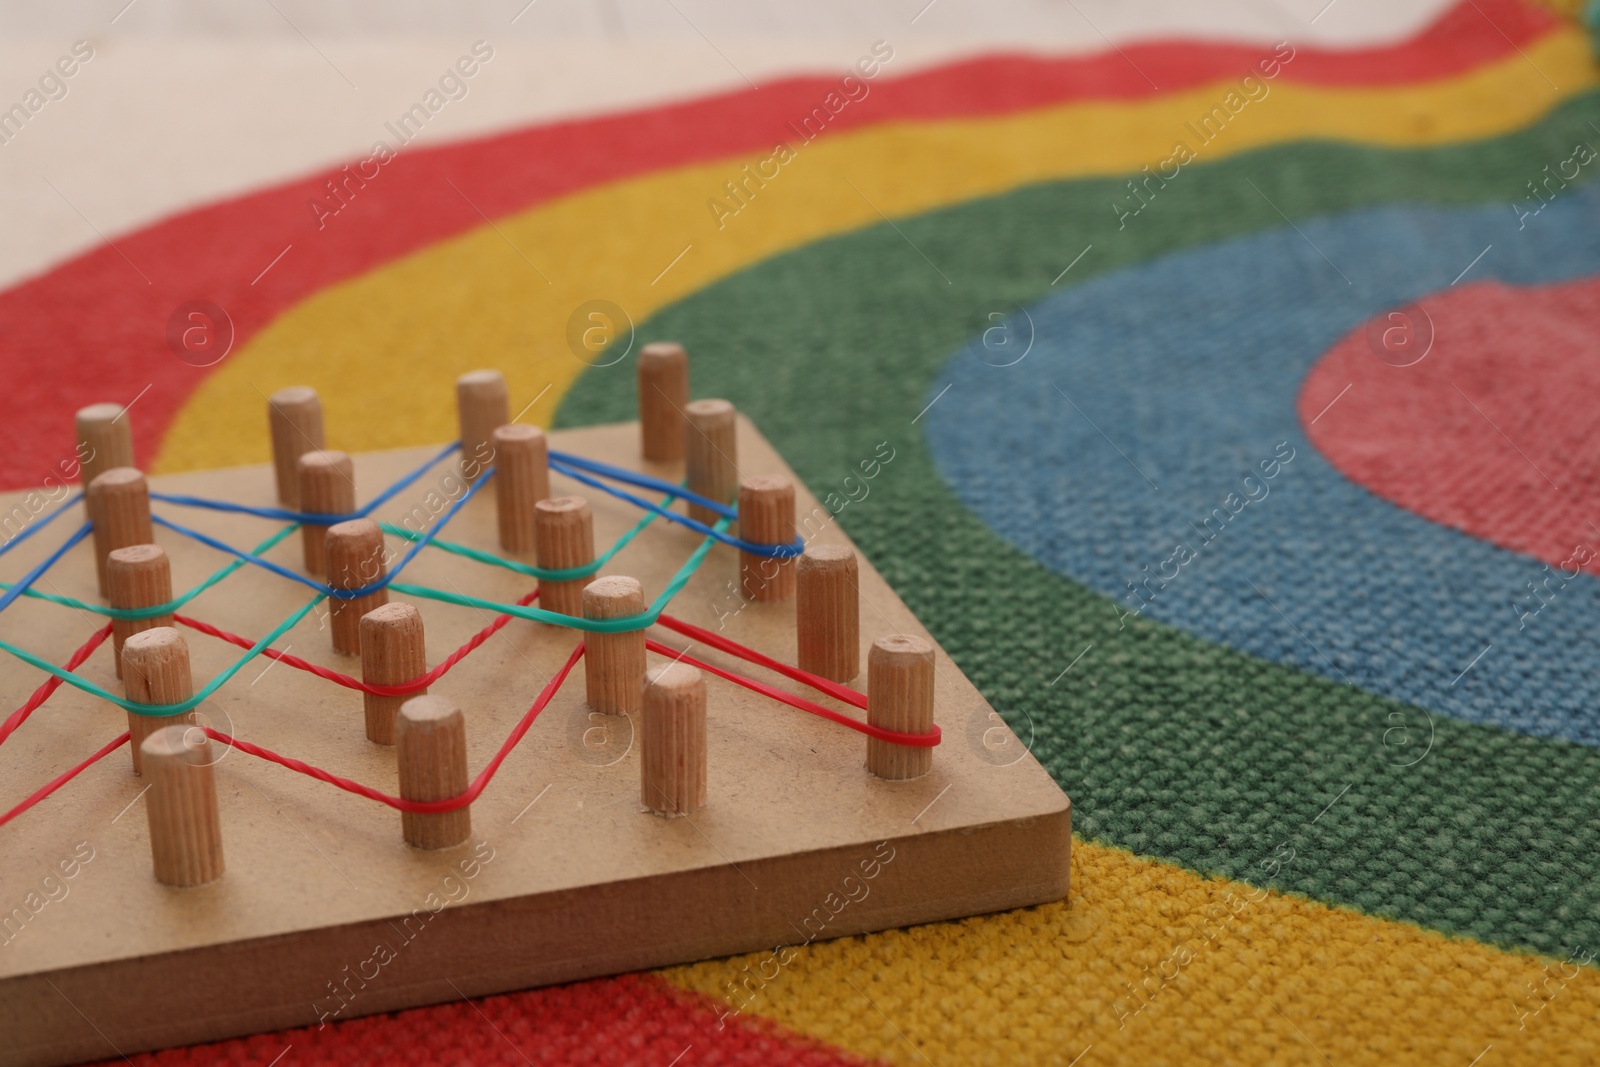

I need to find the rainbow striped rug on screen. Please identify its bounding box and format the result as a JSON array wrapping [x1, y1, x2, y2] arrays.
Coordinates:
[[3, 0, 1599, 1062]]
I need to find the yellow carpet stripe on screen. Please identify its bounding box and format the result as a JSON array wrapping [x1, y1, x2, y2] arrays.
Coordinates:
[[156, 30, 1593, 474], [662, 840, 1600, 1066]]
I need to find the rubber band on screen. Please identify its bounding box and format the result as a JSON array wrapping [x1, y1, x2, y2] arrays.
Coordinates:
[[0, 523, 300, 620], [550, 460, 803, 558], [147, 442, 459, 525], [199, 642, 585, 814], [175, 586, 542, 697], [392, 513, 728, 633], [0, 732, 129, 828], [376, 483, 672, 583], [151, 466, 489, 600], [548, 449, 737, 518], [656, 612, 869, 710], [0, 593, 325, 716], [644, 639, 940, 746], [0, 491, 84, 559], [0, 521, 91, 617], [0, 625, 110, 746]]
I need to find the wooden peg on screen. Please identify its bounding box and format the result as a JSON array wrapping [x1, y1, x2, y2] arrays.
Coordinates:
[[397, 695, 471, 849], [797, 544, 860, 683], [296, 450, 355, 576], [866, 634, 935, 781], [75, 402, 134, 492], [583, 576, 646, 715], [456, 370, 509, 484], [640, 662, 707, 816], [360, 602, 426, 745], [107, 545, 174, 680], [325, 519, 388, 656], [534, 496, 594, 616], [89, 468, 153, 597], [142, 723, 225, 887], [637, 342, 689, 463], [122, 626, 197, 776], [684, 399, 738, 526], [738, 475, 796, 602], [267, 386, 325, 508], [492, 424, 549, 556]]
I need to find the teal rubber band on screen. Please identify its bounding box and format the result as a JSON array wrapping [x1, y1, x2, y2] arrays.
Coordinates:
[[376, 487, 670, 583], [0, 524, 300, 621], [389, 514, 728, 634], [0, 592, 324, 716]]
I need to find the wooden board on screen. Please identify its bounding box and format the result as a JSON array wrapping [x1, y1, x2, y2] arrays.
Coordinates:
[[0, 418, 1070, 1067]]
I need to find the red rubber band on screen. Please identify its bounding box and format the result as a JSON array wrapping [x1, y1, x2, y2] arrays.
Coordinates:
[[0, 731, 128, 828], [174, 587, 541, 697], [644, 639, 940, 747], [0, 624, 111, 748], [200, 641, 585, 814], [655, 612, 869, 710]]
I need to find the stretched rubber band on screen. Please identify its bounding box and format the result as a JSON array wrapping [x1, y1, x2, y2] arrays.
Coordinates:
[[548, 449, 737, 518], [147, 442, 459, 525], [0, 624, 110, 746], [0, 594, 325, 716], [199, 642, 585, 814], [151, 465, 488, 600], [656, 612, 868, 710], [175, 586, 542, 697], [392, 514, 728, 633], [0, 491, 84, 559], [0, 732, 129, 828], [644, 639, 940, 746], [375, 483, 673, 582], [550, 460, 803, 558], [0, 522, 92, 617], [1, 523, 299, 620]]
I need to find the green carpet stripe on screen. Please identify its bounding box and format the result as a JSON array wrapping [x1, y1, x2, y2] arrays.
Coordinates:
[[557, 90, 1600, 959]]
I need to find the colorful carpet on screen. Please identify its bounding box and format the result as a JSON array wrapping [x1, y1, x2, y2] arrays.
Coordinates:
[[4, 0, 1599, 1062]]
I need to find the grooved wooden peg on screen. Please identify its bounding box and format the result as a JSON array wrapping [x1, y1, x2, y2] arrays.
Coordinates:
[[142, 723, 225, 887], [637, 342, 689, 463], [397, 695, 472, 849], [684, 399, 738, 526], [640, 662, 707, 817], [797, 545, 860, 683], [583, 576, 646, 715], [107, 545, 174, 680], [325, 519, 388, 656], [361, 602, 426, 745], [738, 475, 796, 602], [89, 468, 153, 597], [267, 386, 325, 509], [456, 370, 509, 484], [122, 626, 197, 777], [296, 450, 355, 577], [534, 496, 594, 617], [492, 424, 549, 556], [866, 634, 936, 781], [75, 402, 134, 493]]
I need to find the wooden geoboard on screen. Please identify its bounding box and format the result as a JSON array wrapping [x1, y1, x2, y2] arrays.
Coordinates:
[[0, 418, 1069, 1067]]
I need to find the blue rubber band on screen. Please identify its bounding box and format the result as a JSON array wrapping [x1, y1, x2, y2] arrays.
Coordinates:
[[150, 465, 491, 599], [148, 442, 460, 525], [0, 492, 85, 559], [0, 522, 92, 617], [549, 449, 738, 519], [549, 461, 802, 558]]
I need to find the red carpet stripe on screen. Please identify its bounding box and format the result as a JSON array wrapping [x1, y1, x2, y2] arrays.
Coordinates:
[[104, 973, 882, 1066]]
